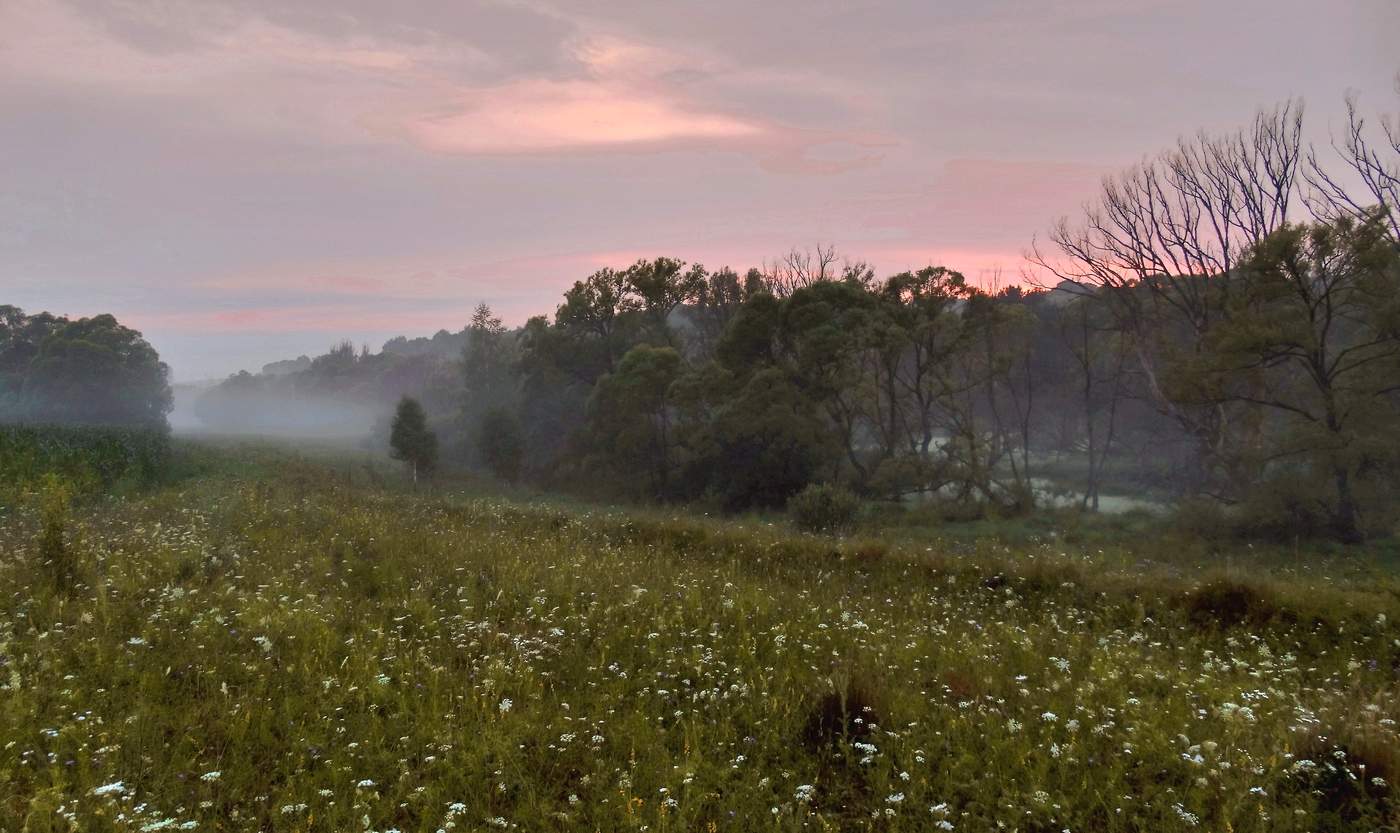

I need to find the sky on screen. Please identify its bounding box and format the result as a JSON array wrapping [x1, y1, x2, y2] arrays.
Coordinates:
[[2, 0, 1397, 381]]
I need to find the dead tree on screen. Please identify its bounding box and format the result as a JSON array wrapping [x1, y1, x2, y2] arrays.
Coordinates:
[[1304, 86, 1400, 242], [1028, 103, 1304, 494]]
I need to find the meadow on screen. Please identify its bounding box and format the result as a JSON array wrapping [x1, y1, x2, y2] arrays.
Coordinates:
[[1, 442, 1398, 832]]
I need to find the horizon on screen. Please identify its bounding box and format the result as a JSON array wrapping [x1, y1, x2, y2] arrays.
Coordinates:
[[3, 0, 1397, 381]]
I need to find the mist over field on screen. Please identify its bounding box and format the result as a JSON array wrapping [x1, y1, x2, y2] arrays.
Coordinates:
[[3, 2, 1400, 830]]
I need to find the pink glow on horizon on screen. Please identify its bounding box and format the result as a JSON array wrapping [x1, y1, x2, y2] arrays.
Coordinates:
[[125, 305, 481, 335], [120, 242, 1036, 337]]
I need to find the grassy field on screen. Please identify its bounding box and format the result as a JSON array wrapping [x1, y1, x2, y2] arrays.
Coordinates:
[[1, 442, 1398, 832]]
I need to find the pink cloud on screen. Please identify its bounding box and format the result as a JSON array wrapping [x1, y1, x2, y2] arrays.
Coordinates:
[[406, 79, 763, 153], [303, 274, 387, 292]]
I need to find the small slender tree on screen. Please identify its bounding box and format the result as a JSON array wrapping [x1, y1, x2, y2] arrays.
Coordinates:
[[389, 396, 437, 484]]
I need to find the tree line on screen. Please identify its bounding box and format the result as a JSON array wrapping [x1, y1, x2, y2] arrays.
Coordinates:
[[441, 94, 1399, 541]]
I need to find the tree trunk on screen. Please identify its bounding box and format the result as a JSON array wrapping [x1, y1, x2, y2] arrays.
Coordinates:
[[1332, 465, 1362, 544]]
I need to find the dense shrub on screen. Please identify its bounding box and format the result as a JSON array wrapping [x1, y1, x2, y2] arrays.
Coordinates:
[[1181, 577, 1287, 628], [1174, 475, 1386, 544], [788, 482, 860, 536], [0, 423, 169, 503]]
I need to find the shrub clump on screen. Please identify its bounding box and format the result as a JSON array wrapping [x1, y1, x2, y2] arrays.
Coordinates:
[[1181, 576, 1288, 628], [788, 483, 860, 536], [801, 676, 884, 751], [0, 423, 169, 503]]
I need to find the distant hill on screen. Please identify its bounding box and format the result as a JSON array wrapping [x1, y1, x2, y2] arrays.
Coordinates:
[[190, 327, 472, 438]]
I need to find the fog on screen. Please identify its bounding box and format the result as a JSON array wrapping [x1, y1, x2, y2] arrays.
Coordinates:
[[172, 382, 387, 440]]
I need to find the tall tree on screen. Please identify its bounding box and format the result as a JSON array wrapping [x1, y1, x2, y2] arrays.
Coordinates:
[[1031, 104, 1305, 496], [1169, 213, 1400, 540], [624, 258, 706, 346], [460, 302, 517, 426]]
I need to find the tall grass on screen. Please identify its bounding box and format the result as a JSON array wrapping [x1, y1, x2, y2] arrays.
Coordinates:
[[0, 449, 1396, 831]]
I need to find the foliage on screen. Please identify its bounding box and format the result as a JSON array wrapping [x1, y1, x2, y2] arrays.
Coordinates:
[[388, 396, 437, 481], [787, 482, 860, 536], [579, 345, 684, 496], [460, 304, 519, 428], [699, 368, 833, 510], [0, 423, 170, 504], [1165, 214, 1400, 541], [476, 406, 524, 482], [0, 306, 171, 429]]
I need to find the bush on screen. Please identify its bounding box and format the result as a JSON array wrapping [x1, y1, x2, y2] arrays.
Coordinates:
[[1181, 576, 1287, 628], [0, 423, 169, 504], [1172, 496, 1233, 540], [788, 483, 860, 536], [1174, 476, 1364, 543]]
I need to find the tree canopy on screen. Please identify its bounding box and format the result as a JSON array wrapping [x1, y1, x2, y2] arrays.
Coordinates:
[[0, 307, 171, 430]]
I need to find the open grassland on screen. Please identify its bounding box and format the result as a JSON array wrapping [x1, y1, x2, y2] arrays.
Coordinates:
[[2, 447, 1399, 832]]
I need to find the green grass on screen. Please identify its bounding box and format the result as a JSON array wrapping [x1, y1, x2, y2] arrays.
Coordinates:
[[1, 444, 1397, 831]]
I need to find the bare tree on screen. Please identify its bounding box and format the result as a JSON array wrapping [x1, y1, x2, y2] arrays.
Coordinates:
[[1032, 103, 1302, 332], [764, 244, 842, 296], [1304, 84, 1400, 242], [1029, 103, 1305, 494]]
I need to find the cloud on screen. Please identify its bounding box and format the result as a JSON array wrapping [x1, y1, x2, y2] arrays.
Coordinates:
[[6, 2, 875, 167], [404, 78, 762, 153], [6, 0, 1393, 382]]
